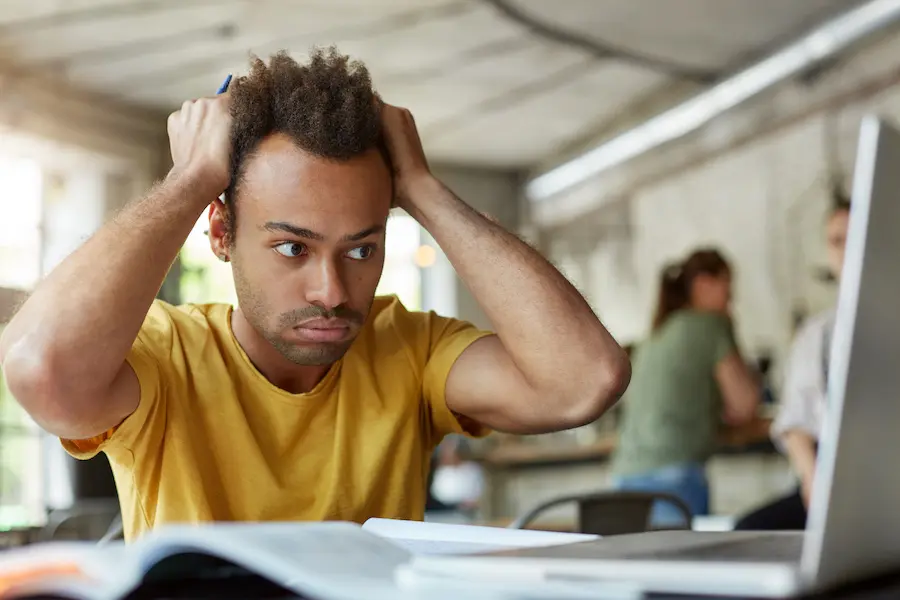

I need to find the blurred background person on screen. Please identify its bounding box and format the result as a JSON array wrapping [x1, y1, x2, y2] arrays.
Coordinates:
[[610, 249, 761, 526], [735, 198, 850, 530], [426, 436, 485, 524]]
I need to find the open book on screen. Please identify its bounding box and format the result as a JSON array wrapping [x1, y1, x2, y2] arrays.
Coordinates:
[[361, 517, 598, 555], [0, 520, 618, 600]]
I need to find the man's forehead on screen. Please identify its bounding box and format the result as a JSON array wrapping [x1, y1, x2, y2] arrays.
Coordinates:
[[240, 135, 319, 193], [238, 134, 390, 204], [234, 134, 390, 236]]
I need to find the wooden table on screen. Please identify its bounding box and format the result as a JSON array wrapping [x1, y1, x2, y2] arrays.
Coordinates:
[[476, 416, 774, 469], [472, 416, 779, 522]]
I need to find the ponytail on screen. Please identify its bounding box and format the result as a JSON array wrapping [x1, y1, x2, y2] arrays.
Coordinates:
[[652, 262, 688, 331], [651, 248, 730, 332]]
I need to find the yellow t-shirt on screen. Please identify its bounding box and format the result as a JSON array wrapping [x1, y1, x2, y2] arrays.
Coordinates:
[[62, 296, 492, 541]]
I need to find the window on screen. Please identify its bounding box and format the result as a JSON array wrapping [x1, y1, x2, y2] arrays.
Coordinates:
[[0, 157, 43, 290], [178, 214, 237, 306], [376, 213, 423, 310], [178, 212, 424, 309], [0, 154, 46, 529], [0, 327, 44, 529]]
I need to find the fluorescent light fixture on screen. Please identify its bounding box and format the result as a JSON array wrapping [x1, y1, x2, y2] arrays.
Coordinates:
[[527, 0, 900, 202]]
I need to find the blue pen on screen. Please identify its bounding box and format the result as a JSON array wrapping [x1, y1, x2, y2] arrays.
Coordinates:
[[216, 73, 233, 95]]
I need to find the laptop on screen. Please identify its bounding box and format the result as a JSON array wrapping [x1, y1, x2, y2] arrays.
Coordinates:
[[407, 115, 900, 598]]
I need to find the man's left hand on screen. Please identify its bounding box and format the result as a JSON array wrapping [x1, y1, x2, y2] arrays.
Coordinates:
[[380, 102, 436, 213]]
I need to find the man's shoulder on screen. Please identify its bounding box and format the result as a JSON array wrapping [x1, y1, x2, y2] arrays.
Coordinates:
[[367, 295, 432, 329], [144, 298, 227, 322], [362, 295, 432, 349], [140, 299, 232, 342], [360, 295, 488, 355]]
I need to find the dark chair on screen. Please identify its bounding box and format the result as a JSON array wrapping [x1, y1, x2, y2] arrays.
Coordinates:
[[38, 498, 121, 542], [508, 490, 693, 536]]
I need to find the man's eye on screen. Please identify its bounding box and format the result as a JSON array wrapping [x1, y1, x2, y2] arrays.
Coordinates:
[[346, 245, 374, 260], [274, 242, 307, 258]]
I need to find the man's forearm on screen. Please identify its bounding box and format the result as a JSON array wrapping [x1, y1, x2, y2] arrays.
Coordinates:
[[0, 169, 217, 397], [783, 430, 817, 484], [407, 179, 629, 405]]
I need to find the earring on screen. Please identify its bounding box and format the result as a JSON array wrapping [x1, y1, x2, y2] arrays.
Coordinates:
[[218, 254, 229, 262]]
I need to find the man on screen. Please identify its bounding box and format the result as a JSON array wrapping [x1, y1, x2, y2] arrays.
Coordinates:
[[0, 49, 630, 541], [735, 198, 850, 530]]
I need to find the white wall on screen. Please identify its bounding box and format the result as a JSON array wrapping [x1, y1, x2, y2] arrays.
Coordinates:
[[538, 28, 900, 381]]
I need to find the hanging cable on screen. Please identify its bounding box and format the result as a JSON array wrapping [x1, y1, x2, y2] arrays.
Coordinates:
[[481, 0, 720, 83]]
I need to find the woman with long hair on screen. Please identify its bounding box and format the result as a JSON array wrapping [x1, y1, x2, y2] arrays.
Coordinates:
[[610, 248, 761, 526]]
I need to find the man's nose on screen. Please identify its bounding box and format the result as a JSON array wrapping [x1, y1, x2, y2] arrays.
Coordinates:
[[305, 257, 350, 310]]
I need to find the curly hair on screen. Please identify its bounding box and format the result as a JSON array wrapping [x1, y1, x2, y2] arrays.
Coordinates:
[[224, 47, 386, 233]]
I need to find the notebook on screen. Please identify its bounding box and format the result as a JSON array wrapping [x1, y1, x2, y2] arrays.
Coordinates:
[[0, 519, 621, 600]]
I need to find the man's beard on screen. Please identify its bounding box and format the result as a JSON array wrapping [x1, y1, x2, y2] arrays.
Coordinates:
[[234, 275, 369, 366], [263, 305, 365, 366]]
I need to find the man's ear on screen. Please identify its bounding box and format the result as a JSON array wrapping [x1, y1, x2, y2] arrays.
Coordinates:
[[207, 198, 232, 261]]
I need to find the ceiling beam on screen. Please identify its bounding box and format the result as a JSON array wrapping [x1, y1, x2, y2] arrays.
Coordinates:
[[481, 0, 719, 83], [42, 24, 238, 70], [423, 57, 595, 139], [380, 35, 530, 86], [115, 0, 472, 96], [525, 0, 900, 203], [0, 0, 229, 34]]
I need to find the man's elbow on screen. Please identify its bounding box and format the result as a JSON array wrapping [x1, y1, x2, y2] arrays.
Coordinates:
[[2, 342, 91, 436], [562, 351, 632, 429]]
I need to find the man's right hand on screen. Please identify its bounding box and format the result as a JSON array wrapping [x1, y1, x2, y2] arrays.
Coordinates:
[[167, 94, 232, 198]]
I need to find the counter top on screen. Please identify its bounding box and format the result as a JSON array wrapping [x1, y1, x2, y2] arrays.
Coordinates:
[[476, 417, 774, 468]]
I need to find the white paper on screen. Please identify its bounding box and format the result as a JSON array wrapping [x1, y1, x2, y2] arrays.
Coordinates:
[[362, 518, 598, 556], [395, 563, 643, 600]]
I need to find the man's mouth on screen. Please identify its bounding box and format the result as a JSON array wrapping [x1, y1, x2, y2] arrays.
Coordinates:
[[292, 318, 353, 343]]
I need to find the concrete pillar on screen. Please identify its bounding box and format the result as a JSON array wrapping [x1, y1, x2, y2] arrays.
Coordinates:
[[425, 166, 522, 329]]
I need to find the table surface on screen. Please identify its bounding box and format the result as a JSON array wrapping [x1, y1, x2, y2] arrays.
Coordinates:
[[477, 416, 775, 468], [116, 570, 900, 600]]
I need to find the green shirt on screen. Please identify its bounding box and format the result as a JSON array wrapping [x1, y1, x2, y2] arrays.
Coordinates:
[[611, 310, 736, 476]]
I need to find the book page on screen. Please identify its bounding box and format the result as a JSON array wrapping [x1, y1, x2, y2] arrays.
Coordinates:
[[134, 522, 419, 600], [135, 521, 551, 600], [362, 518, 598, 556]]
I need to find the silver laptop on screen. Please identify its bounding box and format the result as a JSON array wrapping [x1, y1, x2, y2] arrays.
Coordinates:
[[408, 115, 900, 598]]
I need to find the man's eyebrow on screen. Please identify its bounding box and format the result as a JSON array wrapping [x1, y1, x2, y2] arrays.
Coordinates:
[[342, 225, 384, 242], [262, 222, 324, 241]]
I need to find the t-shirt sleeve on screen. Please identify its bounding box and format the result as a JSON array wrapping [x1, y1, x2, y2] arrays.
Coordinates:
[[704, 313, 738, 366], [417, 311, 494, 442], [679, 313, 737, 368], [60, 300, 173, 463], [770, 320, 825, 449]]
